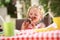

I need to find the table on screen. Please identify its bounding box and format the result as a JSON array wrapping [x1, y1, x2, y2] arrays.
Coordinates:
[[0, 30, 60, 40]]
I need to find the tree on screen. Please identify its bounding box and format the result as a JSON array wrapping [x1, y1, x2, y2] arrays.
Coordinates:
[[0, 0, 11, 7], [50, 0, 60, 16], [39, 0, 60, 17]]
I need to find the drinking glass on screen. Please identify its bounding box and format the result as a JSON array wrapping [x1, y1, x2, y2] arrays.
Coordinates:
[[3, 22, 15, 37]]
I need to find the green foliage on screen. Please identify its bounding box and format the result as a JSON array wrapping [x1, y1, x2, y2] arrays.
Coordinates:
[[5, 0, 10, 3], [50, 0, 60, 16], [39, 0, 48, 12], [0, 0, 10, 7], [25, 0, 31, 11], [21, 0, 31, 18], [39, 0, 60, 16]]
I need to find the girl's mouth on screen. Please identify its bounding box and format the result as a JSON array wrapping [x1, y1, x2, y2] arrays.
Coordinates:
[[31, 17, 37, 21], [29, 16, 37, 21]]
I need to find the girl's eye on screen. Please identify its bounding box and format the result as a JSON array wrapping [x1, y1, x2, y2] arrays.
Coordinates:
[[35, 13, 37, 16], [30, 13, 32, 15]]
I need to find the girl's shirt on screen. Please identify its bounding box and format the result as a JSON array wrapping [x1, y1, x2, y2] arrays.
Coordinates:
[[35, 22, 45, 29], [26, 22, 45, 29]]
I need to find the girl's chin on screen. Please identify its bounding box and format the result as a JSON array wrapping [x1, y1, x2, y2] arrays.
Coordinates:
[[32, 21, 37, 23]]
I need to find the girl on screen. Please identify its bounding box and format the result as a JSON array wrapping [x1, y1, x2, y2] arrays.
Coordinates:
[[21, 5, 45, 30]]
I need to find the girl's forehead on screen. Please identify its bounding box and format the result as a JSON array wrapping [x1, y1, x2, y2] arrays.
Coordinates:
[[29, 8, 39, 12]]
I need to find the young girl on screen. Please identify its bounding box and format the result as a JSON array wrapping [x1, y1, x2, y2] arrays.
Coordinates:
[[21, 5, 45, 30]]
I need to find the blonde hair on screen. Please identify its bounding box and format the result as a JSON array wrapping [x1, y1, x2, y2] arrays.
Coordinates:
[[26, 5, 45, 17]]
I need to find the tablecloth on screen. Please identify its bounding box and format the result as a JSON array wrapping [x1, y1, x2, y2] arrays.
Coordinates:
[[0, 30, 60, 40]]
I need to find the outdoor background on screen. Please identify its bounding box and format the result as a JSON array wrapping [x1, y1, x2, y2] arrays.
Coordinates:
[[0, 0, 60, 18]]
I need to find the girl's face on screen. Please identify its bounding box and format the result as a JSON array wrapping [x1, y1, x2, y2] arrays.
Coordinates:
[[28, 7, 43, 24]]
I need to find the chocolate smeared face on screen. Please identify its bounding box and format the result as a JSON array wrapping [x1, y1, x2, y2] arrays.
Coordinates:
[[26, 19, 31, 24], [28, 8, 41, 24]]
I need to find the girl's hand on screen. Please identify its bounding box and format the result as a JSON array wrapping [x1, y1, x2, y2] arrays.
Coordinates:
[[21, 21, 30, 30]]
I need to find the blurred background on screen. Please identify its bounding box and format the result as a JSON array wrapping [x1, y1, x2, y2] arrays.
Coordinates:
[[0, 0, 60, 18], [0, 0, 60, 30]]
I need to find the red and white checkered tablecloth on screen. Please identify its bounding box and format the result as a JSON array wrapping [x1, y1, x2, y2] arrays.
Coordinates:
[[0, 30, 60, 40]]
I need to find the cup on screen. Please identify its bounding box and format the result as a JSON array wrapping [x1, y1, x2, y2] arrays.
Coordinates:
[[53, 17, 60, 29], [3, 22, 15, 37]]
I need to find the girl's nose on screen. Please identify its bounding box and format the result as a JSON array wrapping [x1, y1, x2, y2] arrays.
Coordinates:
[[31, 14, 35, 17]]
